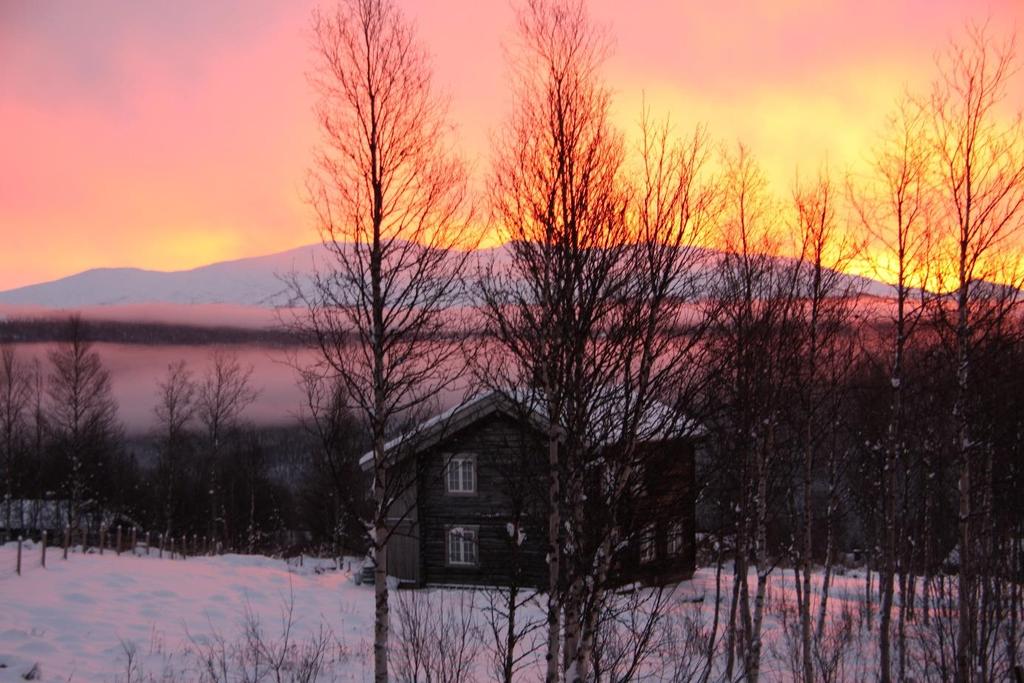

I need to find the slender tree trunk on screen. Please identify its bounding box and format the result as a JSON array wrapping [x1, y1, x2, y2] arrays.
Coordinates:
[[923, 450, 935, 626], [503, 582, 519, 683], [748, 562, 769, 683], [977, 450, 996, 683], [898, 569, 909, 682], [727, 448, 753, 682], [800, 432, 815, 683], [866, 558, 875, 632], [1007, 534, 1020, 677], [546, 434, 562, 683], [373, 521, 389, 682], [880, 459, 897, 682], [706, 550, 725, 682], [955, 272, 973, 683], [575, 540, 611, 682], [881, 305, 905, 683], [746, 447, 771, 683], [816, 474, 837, 639], [725, 553, 742, 680], [373, 443, 389, 683], [563, 574, 582, 677]]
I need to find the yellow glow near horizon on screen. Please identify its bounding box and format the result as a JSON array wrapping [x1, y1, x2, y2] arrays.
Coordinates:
[[1, 0, 1022, 291]]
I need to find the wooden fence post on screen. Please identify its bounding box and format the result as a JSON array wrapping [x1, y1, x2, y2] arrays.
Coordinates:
[[181, 535, 187, 559], [169, 536, 175, 560], [40, 530, 47, 568], [99, 527, 105, 555], [158, 533, 164, 559], [145, 531, 151, 556], [131, 526, 137, 554], [16, 536, 22, 575], [63, 526, 70, 560], [116, 525, 122, 556]]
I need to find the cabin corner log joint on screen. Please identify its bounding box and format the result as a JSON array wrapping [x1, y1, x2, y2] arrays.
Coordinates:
[[358, 391, 698, 589]]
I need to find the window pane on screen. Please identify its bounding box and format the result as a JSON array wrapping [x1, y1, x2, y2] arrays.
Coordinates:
[[668, 522, 682, 556], [448, 527, 477, 565], [447, 457, 475, 493], [454, 533, 461, 563], [447, 457, 476, 493], [640, 525, 656, 563]]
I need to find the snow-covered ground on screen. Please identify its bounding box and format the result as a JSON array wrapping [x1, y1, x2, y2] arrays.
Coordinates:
[[0, 543, 375, 682], [0, 541, 888, 682]]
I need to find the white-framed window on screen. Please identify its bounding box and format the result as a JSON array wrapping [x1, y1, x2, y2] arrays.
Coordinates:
[[446, 454, 477, 494], [446, 525, 479, 566], [667, 521, 684, 557], [639, 524, 656, 564]]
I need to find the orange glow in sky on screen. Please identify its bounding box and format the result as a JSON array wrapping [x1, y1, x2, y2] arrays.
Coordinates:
[[1, 0, 1022, 290]]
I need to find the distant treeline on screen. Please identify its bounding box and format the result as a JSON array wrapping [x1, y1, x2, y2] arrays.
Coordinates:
[[0, 316, 300, 347], [0, 315, 370, 557]]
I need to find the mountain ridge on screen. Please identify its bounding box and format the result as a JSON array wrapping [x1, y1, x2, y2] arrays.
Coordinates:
[[0, 242, 897, 309], [0, 244, 326, 308]]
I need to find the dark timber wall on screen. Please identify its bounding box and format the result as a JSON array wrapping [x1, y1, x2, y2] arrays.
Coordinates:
[[417, 412, 549, 588], [610, 439, 697, 587], [383, 407, 697, 589]]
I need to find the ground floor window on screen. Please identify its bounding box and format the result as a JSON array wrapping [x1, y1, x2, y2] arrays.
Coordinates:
[[667, 521, 684, 557], [446, 525, 479, 566], [639, 524, 656, 564]]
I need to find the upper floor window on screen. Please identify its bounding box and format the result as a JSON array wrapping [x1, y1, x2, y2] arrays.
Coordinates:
[[667, 521, 684, 557], [446, 454, 476, 494], [639, 524, 656, 564], [447, 526, 479, 566]]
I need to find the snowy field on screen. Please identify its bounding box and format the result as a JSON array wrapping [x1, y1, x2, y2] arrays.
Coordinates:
[[0, 541, 888, 682], [0, 543, 376, 682]]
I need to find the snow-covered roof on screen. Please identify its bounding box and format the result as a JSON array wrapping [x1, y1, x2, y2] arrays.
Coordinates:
[[358, 391, 530, 469], [358, 388, 701, 470]]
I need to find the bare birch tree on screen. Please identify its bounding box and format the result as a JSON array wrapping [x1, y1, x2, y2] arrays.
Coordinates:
[[708, 145, 800, 683], [196, 349, 258, 545], [569, 111, 720, 679], [297, 2, 474, 679], [480, 2, 625, 679], [852, 95, 934, 683], [789, 171, 861, 683], [926, 24, 1024, 682], [46, 316, 122, 535], [295, 367, 370, 557], [153, 360, 198, 537], [476, 2, 715, 679]]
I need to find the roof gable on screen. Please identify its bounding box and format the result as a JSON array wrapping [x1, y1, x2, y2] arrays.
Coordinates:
[[358, 391, 547, 470], [359, 388, 699, 470]]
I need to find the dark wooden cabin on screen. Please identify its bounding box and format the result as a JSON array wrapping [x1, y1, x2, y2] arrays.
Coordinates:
[[359, 391, 696, 589]]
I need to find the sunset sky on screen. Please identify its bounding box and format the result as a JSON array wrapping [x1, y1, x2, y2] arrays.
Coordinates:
[[1, 0, 1022, 291]]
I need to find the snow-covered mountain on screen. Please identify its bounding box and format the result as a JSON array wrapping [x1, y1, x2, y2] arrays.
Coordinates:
[[0, 245, 327, 308], [0, 243, 896, 310]]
